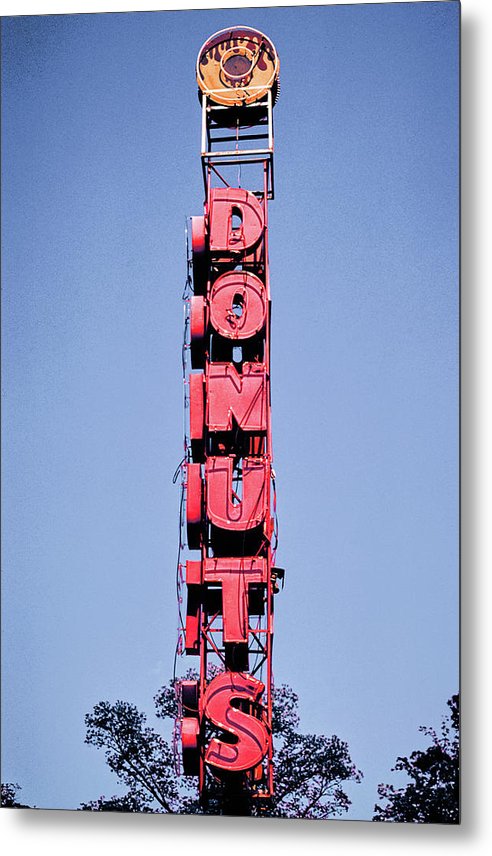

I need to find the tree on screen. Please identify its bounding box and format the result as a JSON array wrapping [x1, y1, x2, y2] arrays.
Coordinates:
[[80, 698, 192, 814], [81, 675, 362, 818], [1, 783, 28, 808], [373, 694, 459, 824]]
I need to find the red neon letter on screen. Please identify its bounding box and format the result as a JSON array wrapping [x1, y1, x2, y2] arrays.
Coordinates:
[[203, 557, 267, 643], [186, 463, 202, 549], [205, 456, 268, 530], [184, 561, 201, 653], [209, 270, 266, 340], [189, 372, 205, 462], [190, 296, 206, 342], [203, 672, 269, 772], [207, 363, 267, 433], [208, 188, 264, 254]]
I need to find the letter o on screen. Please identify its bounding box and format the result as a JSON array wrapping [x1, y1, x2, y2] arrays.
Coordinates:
[[209, 270, 266, 340]]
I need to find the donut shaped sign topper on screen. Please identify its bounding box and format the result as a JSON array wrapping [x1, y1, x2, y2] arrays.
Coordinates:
[[196, 26, 280, 107]]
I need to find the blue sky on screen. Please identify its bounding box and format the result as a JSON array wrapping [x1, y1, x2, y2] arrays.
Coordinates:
[[2, 2, 459, 820]]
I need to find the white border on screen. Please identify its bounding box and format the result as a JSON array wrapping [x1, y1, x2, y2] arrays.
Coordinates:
[[2, 1, 456, 16], [2, 1, 491, 854]]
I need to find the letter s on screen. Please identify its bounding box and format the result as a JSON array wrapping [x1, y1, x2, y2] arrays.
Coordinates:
[[203, 672, 269, 772]]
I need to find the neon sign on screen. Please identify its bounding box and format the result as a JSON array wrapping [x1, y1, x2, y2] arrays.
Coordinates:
[[177, 27, 281, 810]]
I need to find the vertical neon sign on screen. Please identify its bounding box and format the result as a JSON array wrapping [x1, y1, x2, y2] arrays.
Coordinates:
[[177, 27, 281, 811]]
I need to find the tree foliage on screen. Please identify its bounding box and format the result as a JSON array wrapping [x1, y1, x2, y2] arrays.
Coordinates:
[[81, 675, 362, 818], [373, 694, 459, 824], [264, 684, 361, 819], [1, 782, 27, 808], [80, 697, 196, 814]]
